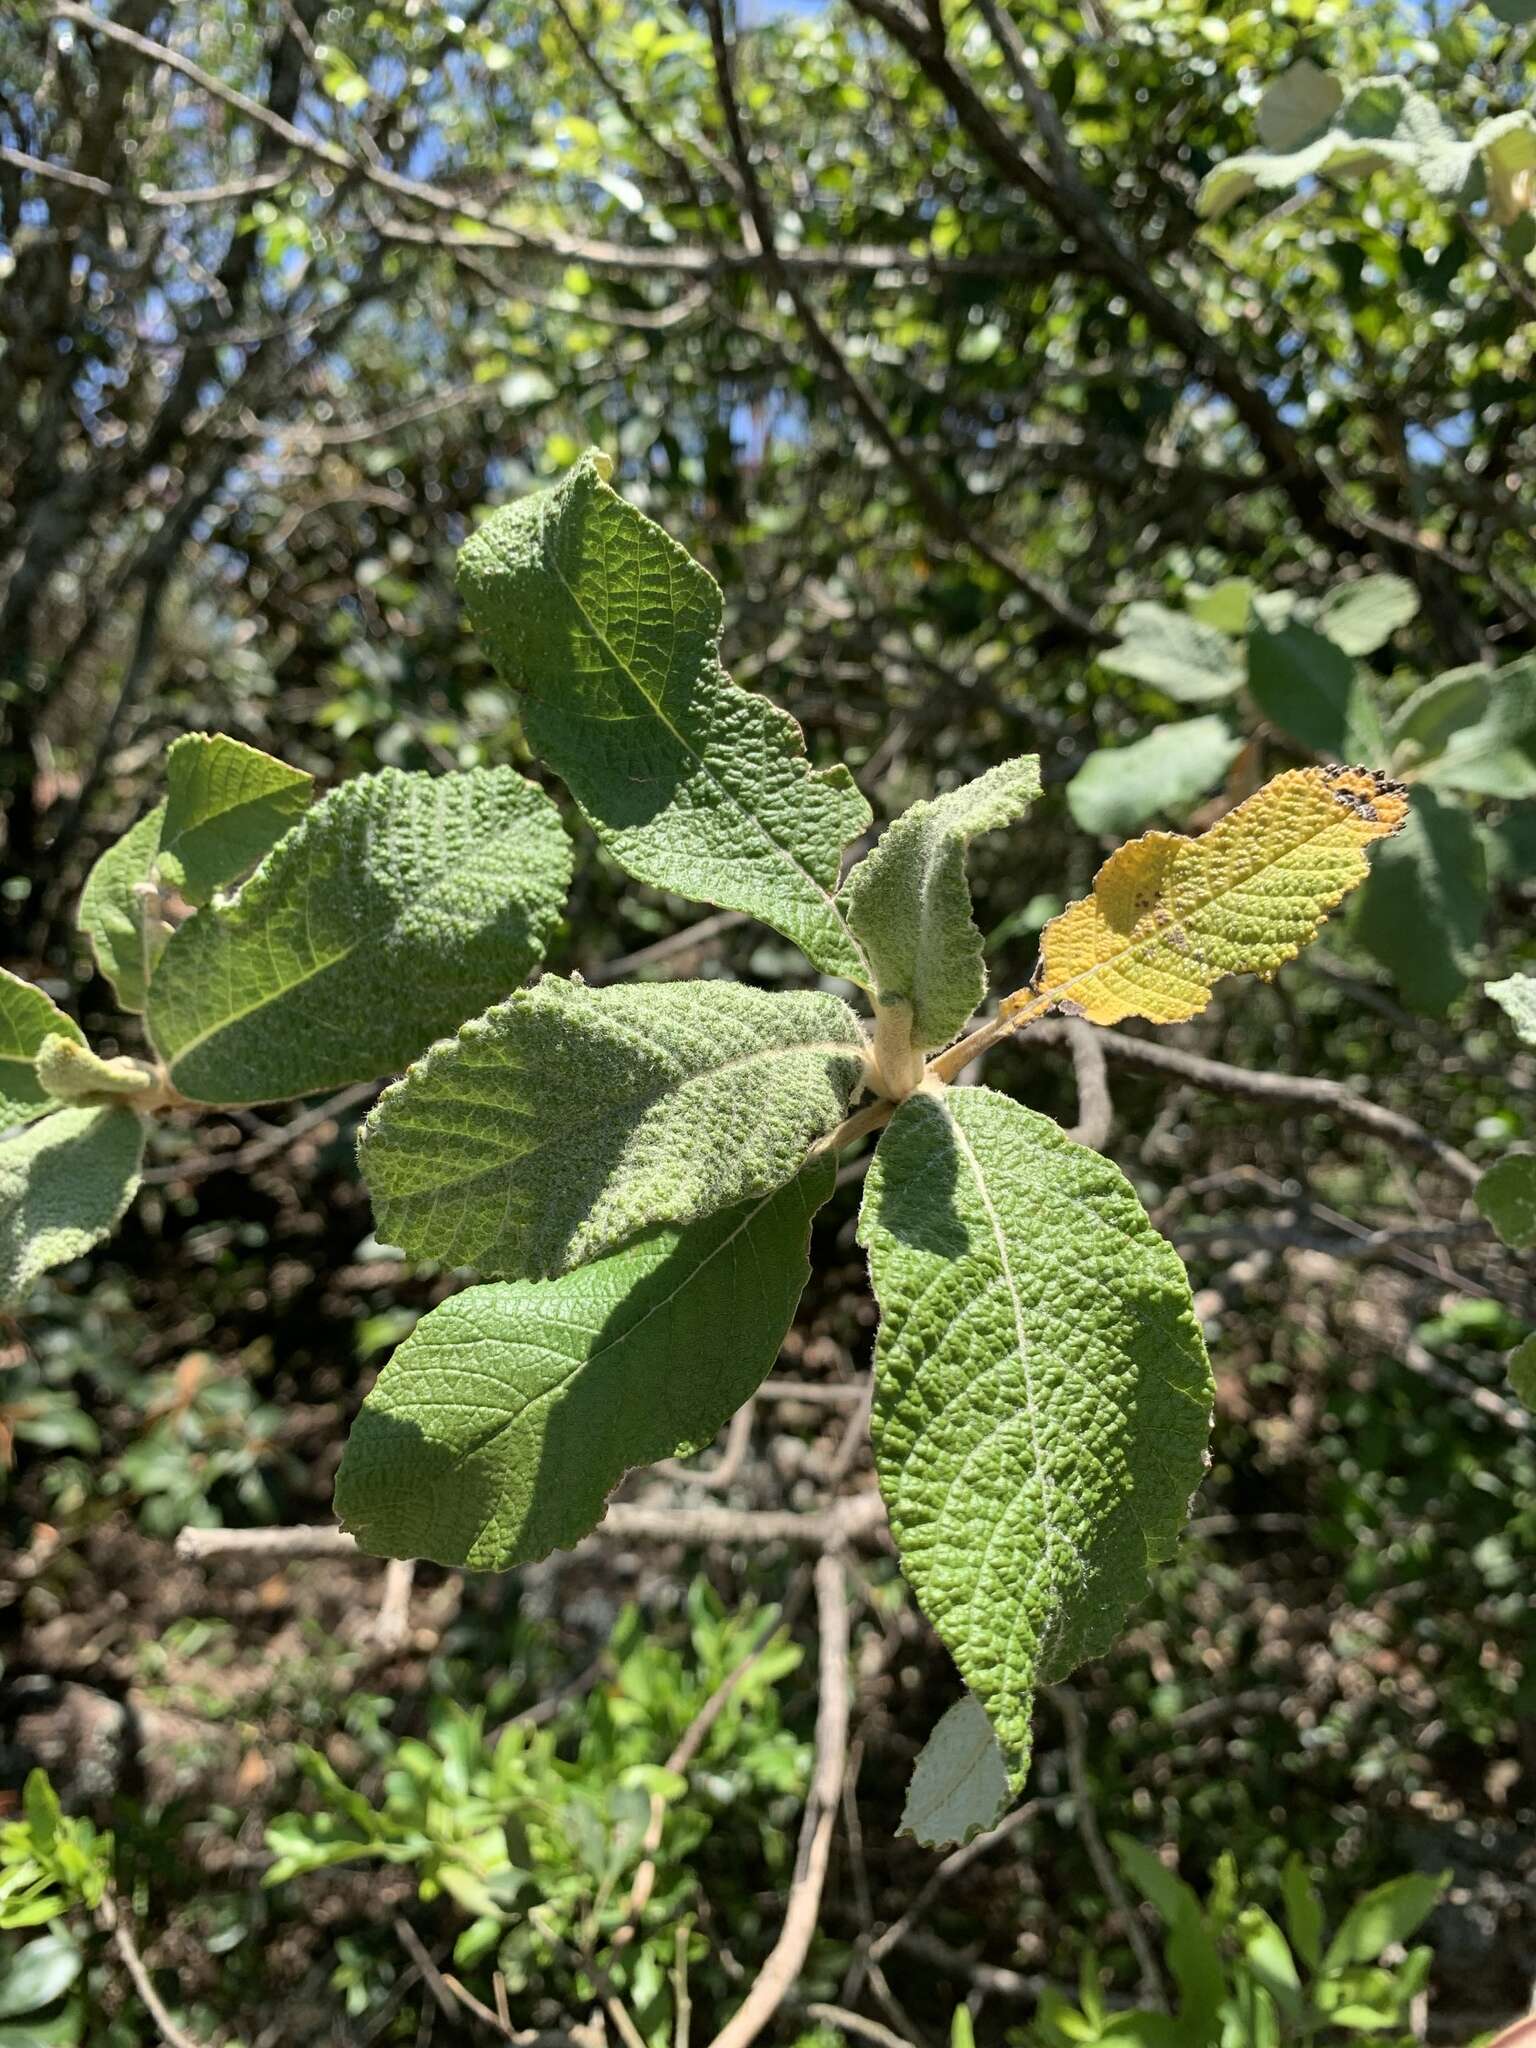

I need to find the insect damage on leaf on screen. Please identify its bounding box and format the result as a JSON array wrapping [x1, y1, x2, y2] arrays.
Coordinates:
[[1009, 765, 1407, 1031]]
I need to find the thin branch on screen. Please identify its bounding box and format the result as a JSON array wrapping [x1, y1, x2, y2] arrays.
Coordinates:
[[372, 1557, 416, 1651], [867, 1797, 1045, 1962], [394, 1918, 458, 2021], [140, 1083, 377, 1186], [586, 910, 750, 985], [98, 1895, 224, 2048], [1063, 1018, 1113, 1150], [930, 1018, 1480, 1186], [706, 1554, 852, 2048], [847, 0, 1476, 656], [804, 2007, 917, 2048], [617, 1600, 790, 1939], [44, 4, 1050, 288], [701, 0, 1101, 643], [0, 140, 294, 207], [1053, 1686, 1166, 2009], [173, 1493, 887, 1564]]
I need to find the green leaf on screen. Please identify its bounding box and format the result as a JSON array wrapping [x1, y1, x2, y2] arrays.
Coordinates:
[[1488, 973, 1536, 1045], [1390, 664, 1495, 763], [0, 1107, 145, 1310], [1247, 624, 1389, 763], [1235, 1909, 1302, 2019], [157, 732, 314, 906], [840, 758, 1040, 1052], [334, 1156, 833, 1568], [0, 971, 84, 1128], [859, 1086, 1212, 1783], [1354, 787, 1487, 1014], [456, 451, 873, 980], [1111, 1835, 1226, 2037], [900, 1694, 1012, 1849], [147, 767, 569, 1105], [1315, 575, 1419, 656], [1475, 1156, 1536, 1249], [34, 1035, 152, 1105], [1280, 1854, 1325, 1972], [0, 1934, 81, 2019], [1323, 1871, 1448, 1969], [1098, 603, 1244, 705], [1198, 77, 1484, 219], [1507, 1334, 1536, 1408], [1065, 719, 1241, 838], [361, 978, 865, 1281], [1254, 60, 1343, 151], [76, 804, 168, 1013], [1487, 0, 1536, 23], [1185, 579, 1255, 635], [1411, 655, 1536, 801]]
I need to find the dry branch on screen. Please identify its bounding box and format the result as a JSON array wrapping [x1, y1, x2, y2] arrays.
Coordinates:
[[705, 1554, 852, 2048]]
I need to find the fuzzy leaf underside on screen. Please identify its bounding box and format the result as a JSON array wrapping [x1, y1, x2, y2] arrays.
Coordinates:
[[1488, 973, 1536, 1046], [335, 1156, 834, 1568], [147, 766, 570, 1105], [1065, 718, 1242, 838], [457, 451, 872, 980], [1098, 602, 1244, 704], [76, 804, 167, 1013], [360, 978, 865, 1282], [841, 757, 1041, 1050], [901, 1694, 1012, 1848], [1011, 765, 1408, 1030], [34, 1035, 152, 1105], [1314, 574, 1419, 657], [0, 1107, 146, 1309], [860, 1086, 1213, 1784], [0, 969, 84, 1128], [1199, 75, 1535, 222], [158, 732, 314, 906]]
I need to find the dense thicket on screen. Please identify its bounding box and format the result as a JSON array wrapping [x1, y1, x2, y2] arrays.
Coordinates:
[[1, 3, 1533, 2043]]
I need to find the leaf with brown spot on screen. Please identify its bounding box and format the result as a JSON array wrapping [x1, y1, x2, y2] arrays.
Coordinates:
[[1007, 766, 1407, 1030]]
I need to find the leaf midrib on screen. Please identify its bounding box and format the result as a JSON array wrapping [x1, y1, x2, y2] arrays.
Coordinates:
[[388, 1027, 861, 1228], [543, 509, 873, 983], [940, 1098, 1067, 1689]]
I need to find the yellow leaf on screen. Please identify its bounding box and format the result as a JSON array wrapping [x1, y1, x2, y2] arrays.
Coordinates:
[[1007, 765, 1407, 1030]]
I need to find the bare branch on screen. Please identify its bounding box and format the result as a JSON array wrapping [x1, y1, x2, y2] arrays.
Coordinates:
[[173, 1493, 887, 1564], [1063, 1019, 1113, 1151], [98, 1894, 226, 2048], [1053, 1685, 1166, 2008], [930, 1018, 1480, 1187], [705, 1554, 853, 2048]]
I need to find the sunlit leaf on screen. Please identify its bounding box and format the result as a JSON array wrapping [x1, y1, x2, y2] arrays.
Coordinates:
[[1010, 766, 1407, 1030]]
